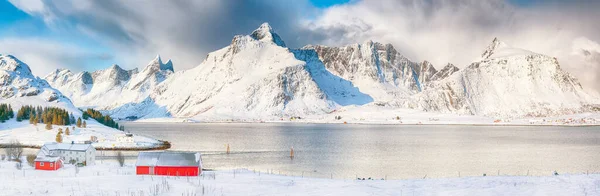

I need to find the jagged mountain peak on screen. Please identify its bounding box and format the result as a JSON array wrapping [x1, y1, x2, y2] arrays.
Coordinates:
[[0, 54, 33, 76], [480, 38, 537, 60], [108, 64, 125, 71], [250, 22, 286, 47], [163, 59, 173, 71], [145, 55, 174, 72], [0, 54, 71, 104], [481, 37, 508, 59], [430, 63, 460, 81]]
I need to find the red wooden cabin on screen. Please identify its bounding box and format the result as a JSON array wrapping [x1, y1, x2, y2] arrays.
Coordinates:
[[136, 151, 202, 176], [34, 156, 63, 171]]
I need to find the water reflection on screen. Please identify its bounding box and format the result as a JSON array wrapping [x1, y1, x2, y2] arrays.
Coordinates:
[[123, 123, 600, 179]]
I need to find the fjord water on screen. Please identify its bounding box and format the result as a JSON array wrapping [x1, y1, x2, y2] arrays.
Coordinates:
[[124, 123, 600, 179]]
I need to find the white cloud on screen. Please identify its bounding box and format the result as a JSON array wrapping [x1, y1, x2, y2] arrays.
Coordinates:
[[0, 37, 111, 76]]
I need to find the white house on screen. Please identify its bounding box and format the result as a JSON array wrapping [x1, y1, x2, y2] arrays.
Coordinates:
[[39, 143, 96, 166]]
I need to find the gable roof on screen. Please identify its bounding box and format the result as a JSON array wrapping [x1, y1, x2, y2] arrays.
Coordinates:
[[42, 142, 94, 152], [34, 155, 61, 162], [136, 151, 202, 167]]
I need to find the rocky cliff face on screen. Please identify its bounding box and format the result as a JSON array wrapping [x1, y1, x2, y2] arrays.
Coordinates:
[[411, 39, 597, 117]]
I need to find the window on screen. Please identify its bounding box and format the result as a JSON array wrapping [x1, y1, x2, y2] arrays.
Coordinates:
[[40, 162, 44, 166]]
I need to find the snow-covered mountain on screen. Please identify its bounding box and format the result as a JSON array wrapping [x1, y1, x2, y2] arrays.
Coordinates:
[[44, 55, 174, 111], [38, 24, 600, 120], [0, 54, 77, 111], [411, 38, 599, 117], [125, 23, 373, 120]]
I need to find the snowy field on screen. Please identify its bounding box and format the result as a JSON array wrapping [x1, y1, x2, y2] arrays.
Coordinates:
[[0, 159, 599, 196], [0, 119, 162, 150]]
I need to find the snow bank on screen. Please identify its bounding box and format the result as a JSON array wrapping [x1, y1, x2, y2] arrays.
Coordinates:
[[0, 118, 163, 150], [0, 160, 598, 196]]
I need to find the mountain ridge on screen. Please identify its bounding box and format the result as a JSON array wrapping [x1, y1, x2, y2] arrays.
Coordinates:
[[26, 24, 600, 120]]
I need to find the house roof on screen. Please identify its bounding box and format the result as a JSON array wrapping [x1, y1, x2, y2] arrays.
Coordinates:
[[42, 142, 94, 152], [136, 151, 202, 167], [35, 156, 61, 162]]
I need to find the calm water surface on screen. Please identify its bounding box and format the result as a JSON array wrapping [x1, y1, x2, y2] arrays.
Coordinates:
[[122, 123, 600, 179]]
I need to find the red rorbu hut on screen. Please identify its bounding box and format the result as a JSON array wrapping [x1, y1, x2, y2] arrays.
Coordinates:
[[136, 151, 202, 176], [34, 155, 63, 171]]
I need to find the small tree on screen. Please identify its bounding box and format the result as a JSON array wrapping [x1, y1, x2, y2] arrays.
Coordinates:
[[58, 128, 63, 134], [83, 121, 87, 128], [26, 154, 36, 167], [116, 151, 125, 167], [55, 132, 63, 143], [76, 117, 82, 128], [65, 127, 70, 135], [45, 123, 52, 130], [4, 140, 23, 161]]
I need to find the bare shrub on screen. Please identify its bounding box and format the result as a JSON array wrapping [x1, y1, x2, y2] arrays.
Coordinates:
[[26, 154, 36, 167], [116, 151, 125, 167], [4, 140, 23, 161]]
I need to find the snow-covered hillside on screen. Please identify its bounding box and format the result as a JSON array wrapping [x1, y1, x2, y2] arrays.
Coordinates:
[[0, 54, 163, 149], [45, 55, 174, 111]]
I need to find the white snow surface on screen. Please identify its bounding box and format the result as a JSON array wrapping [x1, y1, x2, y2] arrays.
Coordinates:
[[1, 160, 599, 196], [0, 118, 161, 149]]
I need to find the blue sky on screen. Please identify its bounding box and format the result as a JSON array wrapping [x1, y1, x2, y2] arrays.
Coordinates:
[[0, 0, 352, 74], [309, 0, 350, 7], [1, 0, 599, 91]]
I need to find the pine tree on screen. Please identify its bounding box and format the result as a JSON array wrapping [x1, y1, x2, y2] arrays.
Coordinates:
[[45, 123, 52, 130], [55, 132, 62, 143], [8, 105, 14, 118], [33, 117, 38, 126], [83, 121, 87, 128], [58, 128, 63, 134], [65, 127, 70, 135], [77, 117, 82, 128], [52, 114, 58, 125]]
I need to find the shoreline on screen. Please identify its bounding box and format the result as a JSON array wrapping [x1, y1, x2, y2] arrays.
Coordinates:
[[124, 120, 600, 127], [0, 140, 171, 151]]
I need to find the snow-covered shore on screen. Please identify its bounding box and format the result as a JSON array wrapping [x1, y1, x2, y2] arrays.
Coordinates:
[[0, 159, 598, 196], [133, 106, 600, 126], [0, 119, 166, 150]]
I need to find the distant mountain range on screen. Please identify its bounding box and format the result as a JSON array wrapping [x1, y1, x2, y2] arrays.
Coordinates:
[[2, 23, 599, 121]]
